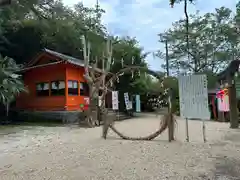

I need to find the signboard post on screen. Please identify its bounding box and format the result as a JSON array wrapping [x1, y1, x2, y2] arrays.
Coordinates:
[[178, 74, 210, 143]]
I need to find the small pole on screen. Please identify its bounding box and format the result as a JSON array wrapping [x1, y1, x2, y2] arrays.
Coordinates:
[[117, 99, 120, 121], [165, 39, 174, 142], [185, 118, 189, 142], [202, 118, 206, 143], [165, 40, 169, 77]]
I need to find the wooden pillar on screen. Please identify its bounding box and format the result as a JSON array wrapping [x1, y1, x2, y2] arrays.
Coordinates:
[[227, 75, 239, 128], [217, 82, 225, 122], [65, 66, 68, 110], [218, 111, 225, 122]]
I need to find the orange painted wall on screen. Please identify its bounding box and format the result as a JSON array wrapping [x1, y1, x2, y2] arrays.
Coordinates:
[[66, 64, 88, 111], [16, 63, 66, 111], [17, 54, 94, 111]]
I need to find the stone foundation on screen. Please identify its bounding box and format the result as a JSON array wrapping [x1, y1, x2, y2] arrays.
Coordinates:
[[14, 110, 132, 124], [16, 110, 82, 123]]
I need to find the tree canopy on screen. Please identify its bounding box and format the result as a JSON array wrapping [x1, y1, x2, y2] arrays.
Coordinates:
[[157, 5, 238, 75]]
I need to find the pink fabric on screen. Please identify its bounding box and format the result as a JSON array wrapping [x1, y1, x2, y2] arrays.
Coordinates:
[[217, 95, 229, 112]]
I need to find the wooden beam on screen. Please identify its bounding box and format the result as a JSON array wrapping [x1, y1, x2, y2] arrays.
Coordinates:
[[227, 75, 239, 128], [17, 61, 64, 73]]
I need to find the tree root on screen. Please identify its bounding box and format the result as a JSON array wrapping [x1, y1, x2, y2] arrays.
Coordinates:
[[105, 113, 175, 141], [78, 110, 100, 128]]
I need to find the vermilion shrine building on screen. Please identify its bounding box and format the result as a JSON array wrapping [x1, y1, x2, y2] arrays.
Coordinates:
[[16, 49, 112, 117]]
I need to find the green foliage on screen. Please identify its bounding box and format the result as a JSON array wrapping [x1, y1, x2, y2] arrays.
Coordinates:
[[0, 55, 27, 105], [130, 74, 161, 95], [169, 0, 194, 7], [158, 6, 237, 74]]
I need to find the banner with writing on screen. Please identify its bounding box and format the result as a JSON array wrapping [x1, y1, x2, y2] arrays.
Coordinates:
[[128, 101, 133, 110], [124, 92, 131, 110], [112, 91, 119, 110], [135, 95, 141, 112]]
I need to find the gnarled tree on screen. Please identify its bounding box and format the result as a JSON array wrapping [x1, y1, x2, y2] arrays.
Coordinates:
[[81, 35, 113, 127]]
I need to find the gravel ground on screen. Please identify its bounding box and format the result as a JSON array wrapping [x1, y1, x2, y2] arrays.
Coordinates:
[[0, 114, 240, 180]]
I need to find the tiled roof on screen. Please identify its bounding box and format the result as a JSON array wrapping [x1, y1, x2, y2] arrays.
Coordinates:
[[44, 48, 84, 67], [19, 48, 103, 73]]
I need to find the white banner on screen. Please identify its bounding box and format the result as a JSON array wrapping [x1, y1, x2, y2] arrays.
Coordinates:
[[112, 91, 119, 110], [124, 92, 131, 110], [84, 97, 89, 105], [128, 101, 133, 110], [98, 97, 102, 107], [217, 95, 229, 112], [135, 95, 141, 112]]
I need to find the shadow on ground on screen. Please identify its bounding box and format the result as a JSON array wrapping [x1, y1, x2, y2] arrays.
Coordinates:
[[196, 155, 240, 180], [212, 156, 240, 180], [210, 132, 240, 180], [197, 131, 240, 180]]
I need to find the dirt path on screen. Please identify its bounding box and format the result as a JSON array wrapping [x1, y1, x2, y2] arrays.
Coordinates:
[[0, 115, 240, 180]]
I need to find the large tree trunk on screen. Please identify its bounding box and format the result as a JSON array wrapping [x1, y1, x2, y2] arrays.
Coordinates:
[[100, 87, 112, 138], [168, 89, 175, 141], [228, 75, 239, 128], [101, 107, 109, 139], [82, 85, 100, 127], [90, 85, 101, 126]]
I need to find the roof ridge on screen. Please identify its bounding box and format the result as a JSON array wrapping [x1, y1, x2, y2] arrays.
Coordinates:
[[43, 48, 84, 67], [43, 48, 83, 60]]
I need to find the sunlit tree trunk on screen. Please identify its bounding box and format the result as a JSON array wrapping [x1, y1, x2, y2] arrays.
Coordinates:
[[81, 35, 112, 127]]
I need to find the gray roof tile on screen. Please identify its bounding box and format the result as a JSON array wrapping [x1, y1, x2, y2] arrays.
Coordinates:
[[44, 48, 84, 67]]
